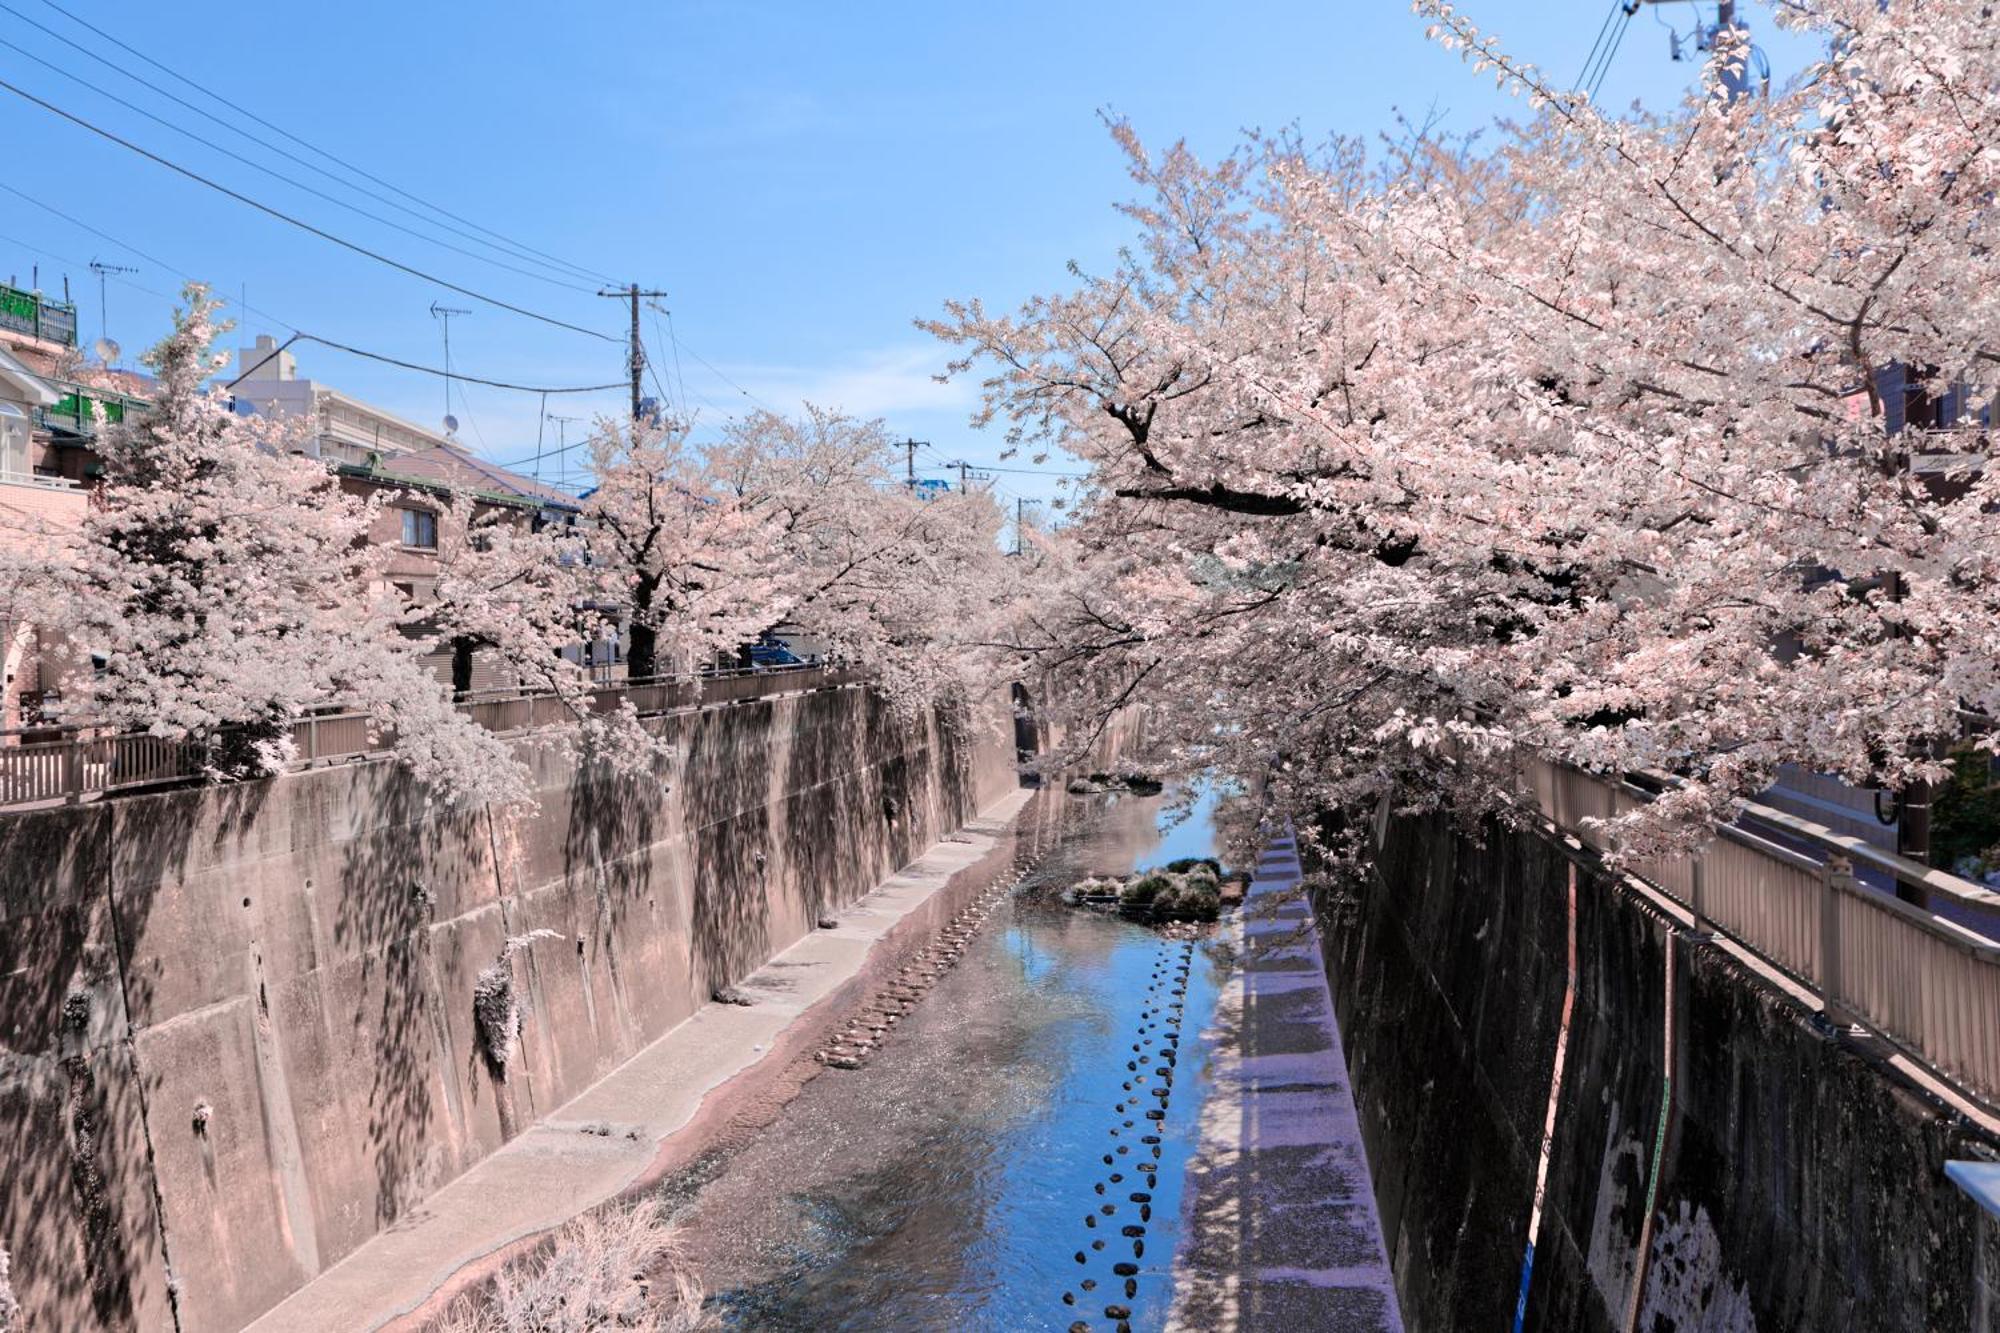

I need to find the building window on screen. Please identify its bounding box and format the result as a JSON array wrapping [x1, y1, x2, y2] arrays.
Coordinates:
[[400, 507, 438, 549]]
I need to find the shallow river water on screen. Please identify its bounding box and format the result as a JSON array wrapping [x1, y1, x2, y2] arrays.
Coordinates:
[[671, 785, 1229, 1332]]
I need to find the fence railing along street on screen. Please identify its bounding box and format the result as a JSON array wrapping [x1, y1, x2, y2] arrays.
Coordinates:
[[1518, 757, 2000, 1113], [0, 662, 861, 809]]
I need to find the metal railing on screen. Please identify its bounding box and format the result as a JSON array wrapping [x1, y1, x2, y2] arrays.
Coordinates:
[[0, 662, 860, 809], [1521, 757, 2000, 1110]]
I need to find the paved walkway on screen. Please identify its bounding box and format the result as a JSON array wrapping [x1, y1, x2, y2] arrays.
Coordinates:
[[248, 787, 1034, 1333], [1170, 829, 1403, 1331]]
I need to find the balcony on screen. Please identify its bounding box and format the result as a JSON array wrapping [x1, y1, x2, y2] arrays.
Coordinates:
[[36, 380, 148, 440], [0, 283, 77, 347]]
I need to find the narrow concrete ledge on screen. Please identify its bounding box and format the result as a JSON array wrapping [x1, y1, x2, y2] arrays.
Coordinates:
[[1170, 834, 1404, 1332], [246, 788, 1034, 1333]]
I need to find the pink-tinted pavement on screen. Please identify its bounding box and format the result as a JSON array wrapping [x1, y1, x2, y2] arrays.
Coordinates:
[[1169, 830, 1404, 1331]]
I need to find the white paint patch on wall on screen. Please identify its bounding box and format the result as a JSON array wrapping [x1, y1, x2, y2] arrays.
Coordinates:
[[1638, 1201, 1756, 1333], [1584, 1107, 1643, 1319]]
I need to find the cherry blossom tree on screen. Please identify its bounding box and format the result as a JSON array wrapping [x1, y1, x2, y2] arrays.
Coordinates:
[[16, 285, 526, 801], [568, 406, 1011, 709], [933, 0, 2000, 856]]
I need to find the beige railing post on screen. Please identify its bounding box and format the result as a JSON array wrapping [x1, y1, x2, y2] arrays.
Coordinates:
[[1689, 849, 1712, 938], [1818, 854, 1856, 1030], [306, 715, 320, 765], [62, 735, 80, 803]]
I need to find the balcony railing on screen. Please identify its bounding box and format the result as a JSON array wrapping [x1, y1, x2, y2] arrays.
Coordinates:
[[1511, 757, 2000, 1112], [36, 380, 149, 439], [0, 283, 77, 346], [0, 661, 861, 810]]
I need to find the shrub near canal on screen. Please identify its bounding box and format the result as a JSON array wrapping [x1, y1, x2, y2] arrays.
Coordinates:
[[1067, 858, 1226, 926]]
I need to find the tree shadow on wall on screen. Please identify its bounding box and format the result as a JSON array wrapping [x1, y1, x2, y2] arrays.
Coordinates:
[[558, 735, 665, 1046], [0, 780, 255, 1331], [864, 690, 934, 871], [780, 690, 869, 926], [333, 765, 482, 1232], [685, 702, 775, 995]]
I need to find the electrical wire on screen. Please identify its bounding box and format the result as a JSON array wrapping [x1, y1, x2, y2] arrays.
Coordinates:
[[30, 0, 618, 289], [0, 32, 603, 297], [0, 73, 619, 343], [1583, 4, 1638, 104], [661, 308, 693, 415], [0, 178, 303, 339], [235, 333, 625, 395], [1575, 0, 1628, 93]]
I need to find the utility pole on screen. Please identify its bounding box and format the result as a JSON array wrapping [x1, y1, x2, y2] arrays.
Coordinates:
[[899, 438, 926, 488], [88, 259, 136, 363], [429, 302, 470, 433], [599, 284, 669, 423]]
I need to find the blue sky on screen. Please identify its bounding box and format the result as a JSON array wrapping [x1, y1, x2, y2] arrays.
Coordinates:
[[0, 1, 1826, 511]]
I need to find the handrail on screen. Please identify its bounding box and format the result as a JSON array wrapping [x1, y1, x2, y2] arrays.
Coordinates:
[[1733, 796, 2000, 915], [0, 662, 862, 807], [1516, 756, 2000, 1110]]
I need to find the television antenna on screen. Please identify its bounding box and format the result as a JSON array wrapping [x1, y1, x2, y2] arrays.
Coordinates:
[[543, 412, 584, 485], [429, 301, 471, 438], [88, 260, 136, 364]]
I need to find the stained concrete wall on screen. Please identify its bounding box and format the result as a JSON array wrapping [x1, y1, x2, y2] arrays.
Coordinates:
[[0, 680, 1018, 1332], [1317, 809, 2000, 1333]]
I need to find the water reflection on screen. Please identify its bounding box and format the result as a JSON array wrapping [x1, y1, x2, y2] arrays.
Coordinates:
[[675, 786, 1227, 1331]]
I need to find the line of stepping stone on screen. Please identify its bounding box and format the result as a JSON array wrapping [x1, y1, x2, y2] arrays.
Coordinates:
[[813, 844, 1055, 1071], [1061, 938, 1197, 1333]]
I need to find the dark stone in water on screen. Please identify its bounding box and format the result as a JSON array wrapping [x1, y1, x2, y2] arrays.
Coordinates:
[[1063, 1292, 1075, 1305], [1110, 1173, 1124, 1182], [1130, 1191, 1153, 1202], [1095, 1182, 1105, 1194], [1075, 1252, 1087, 1265], [1103, 1154, 1115, 1165], [1140, 1204, 1152, 1221], [1105, 1306, 1132, 1319], [1142, 1135, 1161, 1145], [1101, 1203, 1116, 1215], [1146, 1109, 1166, 1120], [1082, 1279, 1097, 1291], [1092, 1240, 1106, 1251], [1125, 1279, 1138, 1299], [1085, 1215, 1097, 1228], [1122, 1225, 1146, 1237], [1070, 1324, 1091, 1333], [1133, 1239, 1145, 1258], [1114, 1262, 1140, 1276]]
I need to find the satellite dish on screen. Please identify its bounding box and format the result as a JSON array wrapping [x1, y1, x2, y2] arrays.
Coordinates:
[[442, 413, 459, 436], [94, 337, 120, 365]]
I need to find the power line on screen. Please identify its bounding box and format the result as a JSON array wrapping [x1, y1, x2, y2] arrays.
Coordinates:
[[0, 178, 304, 341], [0, 73, 619, 343], [1580, 2, 1638, 102], [0, 32, 602, 298], [1575, 0, 1628, 92], [30, 0, 618, 289], [235, 332, 625, 395]]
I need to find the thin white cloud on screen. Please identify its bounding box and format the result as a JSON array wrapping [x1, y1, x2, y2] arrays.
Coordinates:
[[711, 345, 976, 422]]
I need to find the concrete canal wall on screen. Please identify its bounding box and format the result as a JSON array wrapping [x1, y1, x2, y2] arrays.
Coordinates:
[[0, 681, 1019, 1332], [1317, 808, 2000, 1333]]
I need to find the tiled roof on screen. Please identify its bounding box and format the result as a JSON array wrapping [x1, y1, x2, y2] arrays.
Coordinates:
[[349, 442, 581, 511]]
